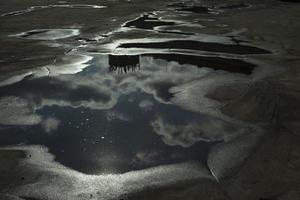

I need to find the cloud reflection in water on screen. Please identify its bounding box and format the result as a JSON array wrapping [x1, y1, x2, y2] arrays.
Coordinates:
[[0, 52, 254, 173]]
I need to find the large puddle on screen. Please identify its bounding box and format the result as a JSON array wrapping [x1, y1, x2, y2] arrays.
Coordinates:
[[1, 53, 241, 174]]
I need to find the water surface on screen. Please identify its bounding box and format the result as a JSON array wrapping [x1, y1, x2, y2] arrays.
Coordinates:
[[0, 53, 228, 174]]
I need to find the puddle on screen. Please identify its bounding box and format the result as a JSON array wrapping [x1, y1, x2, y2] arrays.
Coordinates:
[[0, 1, 271, 176], [1, 4, 106, 17], [0, 53, 249, 174], [121, 13, 197, 35], [118, 40, 271, 55], [123, 14, 176, 30], [12, 29, 80, 40]]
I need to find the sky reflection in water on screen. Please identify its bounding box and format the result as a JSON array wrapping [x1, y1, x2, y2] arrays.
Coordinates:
[[0, 53, 246, 174]]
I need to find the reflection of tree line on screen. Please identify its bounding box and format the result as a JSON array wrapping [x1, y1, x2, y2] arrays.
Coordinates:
[[109, 55, 140, 74]]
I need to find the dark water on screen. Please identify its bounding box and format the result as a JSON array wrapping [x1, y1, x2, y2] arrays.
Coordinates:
[[119, 40, 270, 55], [176, 6, 210, 14], [124, 14, 175, 30], [219, 3, 251, 9], [0, 54, 224, 174], [108, 53, 256, 75], [122, 13, 195, 35]]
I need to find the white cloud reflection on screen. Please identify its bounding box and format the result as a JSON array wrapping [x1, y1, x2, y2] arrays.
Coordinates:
[[138, 99, 154, 111], [41, 117, 61, 133], [0, 96, 60, 133], [0, 52, 253, 142], [151, 116, 250, 147], [0, 96, 42, 126]]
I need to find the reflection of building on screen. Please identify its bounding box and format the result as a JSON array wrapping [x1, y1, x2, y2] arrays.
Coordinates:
[[109, 55, 140, 74]]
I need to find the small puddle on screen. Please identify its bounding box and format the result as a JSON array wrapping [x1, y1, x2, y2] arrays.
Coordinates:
[[123, 13, 195, 35], [0, 53, 230, 174], [123, 14, 175, 30]]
